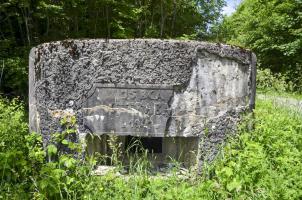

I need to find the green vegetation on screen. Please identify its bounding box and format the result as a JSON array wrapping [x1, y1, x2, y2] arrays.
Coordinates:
[[257, 68, 294, 93], [256, 68, 302, 100], [1, 96, 301, 199], [213, 0, 302, 93]]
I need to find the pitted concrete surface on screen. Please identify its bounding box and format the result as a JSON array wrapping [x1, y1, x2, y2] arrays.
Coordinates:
[[29, 39, 256, 165]]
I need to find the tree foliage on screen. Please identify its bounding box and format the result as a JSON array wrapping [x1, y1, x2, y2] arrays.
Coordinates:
[[213, 0, 302, 92]]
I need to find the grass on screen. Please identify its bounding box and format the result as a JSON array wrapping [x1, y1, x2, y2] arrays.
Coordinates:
[[258, 89, 302, 100], [1, 97, 302, 199]]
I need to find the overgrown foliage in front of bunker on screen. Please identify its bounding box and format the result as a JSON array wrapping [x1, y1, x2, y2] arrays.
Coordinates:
[[1, 96, 302, 199]]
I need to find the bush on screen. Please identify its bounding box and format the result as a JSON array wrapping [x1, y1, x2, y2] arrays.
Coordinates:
[[0, 97, 31, 198], [286, 64, 302, 93], [204, 99, 302, 199], [0, 57, 28, 99], [257, 68, 294, 93], [0, 97, 28, 152]]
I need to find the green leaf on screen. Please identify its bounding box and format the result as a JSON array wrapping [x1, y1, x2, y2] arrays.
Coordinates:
[[64, 158, 76, 168], [47, 144, 57, 155], [226, 178, 241, 192], [62, 139, 69, 145], [223, 167, 233, 177], [66, 176, 74, 185]]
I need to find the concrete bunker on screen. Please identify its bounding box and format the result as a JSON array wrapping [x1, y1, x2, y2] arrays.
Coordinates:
[[29, 39, 256, 168]]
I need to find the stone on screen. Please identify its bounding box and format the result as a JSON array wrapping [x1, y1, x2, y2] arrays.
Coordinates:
[[29, 39, 256, 168], [93, 165, 118, 176]]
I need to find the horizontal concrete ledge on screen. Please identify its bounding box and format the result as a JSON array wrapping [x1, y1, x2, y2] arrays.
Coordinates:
[[32, 39, 254, 65]]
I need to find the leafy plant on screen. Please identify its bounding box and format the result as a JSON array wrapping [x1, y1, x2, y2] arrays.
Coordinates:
[[257, 68, 293, 93]]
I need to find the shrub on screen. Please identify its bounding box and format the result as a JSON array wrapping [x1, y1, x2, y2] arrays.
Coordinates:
[[286, 64, 302, 93], [0, 57, 28, 99], [204, 99, 302, 199], [257, 68, 293, 93], [0, 97, 28, 152], [0, 97, 31, 198]]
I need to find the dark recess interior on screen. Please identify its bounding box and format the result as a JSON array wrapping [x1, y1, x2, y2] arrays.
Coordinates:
[[125, 136, 163, 153]]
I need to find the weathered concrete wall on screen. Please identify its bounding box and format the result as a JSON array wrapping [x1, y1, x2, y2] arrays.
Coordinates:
[[29, 39, 256, 165]]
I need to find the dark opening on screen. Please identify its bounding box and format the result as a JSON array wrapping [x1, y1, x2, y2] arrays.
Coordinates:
[[125, 136, 162, 153]]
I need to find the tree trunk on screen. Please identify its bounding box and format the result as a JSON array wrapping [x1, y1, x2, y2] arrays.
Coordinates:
[[21, 7, 31, 46], [171, 0, 177, 37], [160, 0, 164, 37], [106, 5, 110, 39]]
